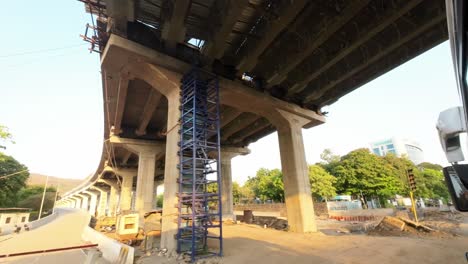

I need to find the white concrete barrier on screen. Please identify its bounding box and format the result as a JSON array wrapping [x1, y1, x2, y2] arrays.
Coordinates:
[[82, 226, 134, 264]]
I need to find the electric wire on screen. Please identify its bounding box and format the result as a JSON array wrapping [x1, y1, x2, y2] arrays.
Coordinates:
[[0, 169, 29, 180], [0, 44, 87, 59]]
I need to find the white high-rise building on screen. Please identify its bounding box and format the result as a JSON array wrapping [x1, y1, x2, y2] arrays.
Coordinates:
[[369, 137, 424, 165]]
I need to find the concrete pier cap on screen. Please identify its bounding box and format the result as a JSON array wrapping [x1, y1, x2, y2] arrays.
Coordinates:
[[100, 34, 326, 250]]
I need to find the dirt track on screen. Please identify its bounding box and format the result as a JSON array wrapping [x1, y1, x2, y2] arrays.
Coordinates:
[[138, 220, 468, 264]]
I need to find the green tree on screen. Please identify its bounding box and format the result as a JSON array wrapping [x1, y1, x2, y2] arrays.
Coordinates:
[[156, 194, 163, 208], [418, 162, 443, 171], [418, 168, 449, 201], [0, 152, 29, 207], [308, 165, 336, 200], [0, 125, 14, 149], [232, 181, 241, 204], [333, 149, 404, 200], [318, 148, 341, 172], [382, 153, 414, 196], [17, 185, 56, 202], [246, 168, 284, 202], [17, 192, 56, 212], [237, 181, 255, 203]]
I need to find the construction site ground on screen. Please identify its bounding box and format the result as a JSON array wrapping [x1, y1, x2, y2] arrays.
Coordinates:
[[136, 210, 468, 264]]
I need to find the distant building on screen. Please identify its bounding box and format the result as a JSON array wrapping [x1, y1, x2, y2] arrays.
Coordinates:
[[370, 137, 424, 165], [0, 208, 31, 231]]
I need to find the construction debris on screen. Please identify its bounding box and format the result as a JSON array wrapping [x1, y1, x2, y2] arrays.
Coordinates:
[[368, 216, 454, 238]]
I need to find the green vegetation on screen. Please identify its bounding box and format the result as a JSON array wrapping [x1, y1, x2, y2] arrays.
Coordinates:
[[156, 194, 164, 208], [0, 126, 58, 218], [234, 148, 449, 205], [0, 152, 29, 207], [0, 125, 14, 149]]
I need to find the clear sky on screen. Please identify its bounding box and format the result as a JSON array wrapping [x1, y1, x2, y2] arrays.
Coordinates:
[[0, 2, 462, 185]]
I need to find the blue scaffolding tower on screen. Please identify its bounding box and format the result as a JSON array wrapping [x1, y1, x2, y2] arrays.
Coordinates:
[[176, 68, 223, 261]]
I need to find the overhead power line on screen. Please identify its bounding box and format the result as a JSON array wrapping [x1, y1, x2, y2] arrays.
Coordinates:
[[0, 169, 29, 180], [0, 44, 87, 59]]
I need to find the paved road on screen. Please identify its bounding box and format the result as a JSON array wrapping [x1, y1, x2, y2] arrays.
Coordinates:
[[0, 209, 106, 264]]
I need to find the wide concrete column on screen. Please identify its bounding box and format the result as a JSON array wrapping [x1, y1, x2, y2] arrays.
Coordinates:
[[161, 89, 181, 251], [69, 198, 77, 208], [110, 139, 163, 221], [109, 184, 119, 216], [99, 179, 121, 216], [220, 147, 250, 221], [73, 196, 82, 209], [272, 110, 316, 233], [92, 186, 109, 218], [135, 150, 156, 217], [115, 169, 137, 212], [77, 194, 89, 211], [84, 190, 99, 217]]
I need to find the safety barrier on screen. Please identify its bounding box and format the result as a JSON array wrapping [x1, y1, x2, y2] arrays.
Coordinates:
[[81, 226, 134, 264]]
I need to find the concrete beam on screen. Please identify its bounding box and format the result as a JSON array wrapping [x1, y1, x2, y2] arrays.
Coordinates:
[[286, 0, 424, 96], [135, 90, 162, 136], [266, 0, 369, 86], [221, 113, 258, 141], [100, 34, 325, 128], [109, 135, 165, 155], [236, 0, 308, 73], [122, 150, 132, 165], [303, 13, 446, 103], [105, 0, 135, 36], [220, 107, 242, 128], [228, 117, 270, 144], [112, 75, 129, 135], [161, 0, 191, 51], [202, 0, 249, 60], [98, 178, 120, 191]]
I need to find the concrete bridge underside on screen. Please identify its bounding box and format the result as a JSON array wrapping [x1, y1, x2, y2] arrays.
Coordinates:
[[57, 0, 448, 253]]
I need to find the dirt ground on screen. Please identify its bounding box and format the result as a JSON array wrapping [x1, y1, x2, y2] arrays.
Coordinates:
[[137, 212, 468, 264]]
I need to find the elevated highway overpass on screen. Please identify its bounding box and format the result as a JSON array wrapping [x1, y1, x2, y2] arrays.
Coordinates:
[[57, 0, 448, 254]]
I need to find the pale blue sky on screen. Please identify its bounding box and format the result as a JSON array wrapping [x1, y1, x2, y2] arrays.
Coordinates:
[[0, 1, 461, 184]]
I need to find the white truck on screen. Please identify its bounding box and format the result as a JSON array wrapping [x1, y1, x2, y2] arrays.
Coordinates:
[[437, 0, 468, 211]]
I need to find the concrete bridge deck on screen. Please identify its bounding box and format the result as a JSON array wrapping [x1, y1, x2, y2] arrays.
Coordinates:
[[56, 0, 450, 255]]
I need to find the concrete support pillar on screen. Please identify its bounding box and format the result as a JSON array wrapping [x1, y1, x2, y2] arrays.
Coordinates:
[[220, 148, 250, 221], [109, 185, 119, 216], [69, 199, 76, 208], [109, 137, 164, 221], [116, 169, 137, 212], [161, 90, 181, 251], [84, 190, 99, 217], [135, 150, 156, 219], [73, 197, 82, 209], [274, 110, 316, 233], [77, 194, 89, 211], [99, 179, 120, 216], [92, 186, 109, 218]]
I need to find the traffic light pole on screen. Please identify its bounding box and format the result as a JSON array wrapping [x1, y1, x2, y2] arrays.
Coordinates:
[[406, 169, 419, 223], [409, 191, 419, 223]]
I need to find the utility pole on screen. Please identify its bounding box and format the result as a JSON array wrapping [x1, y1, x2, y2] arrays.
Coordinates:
[[38, 174, 49, 220]]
